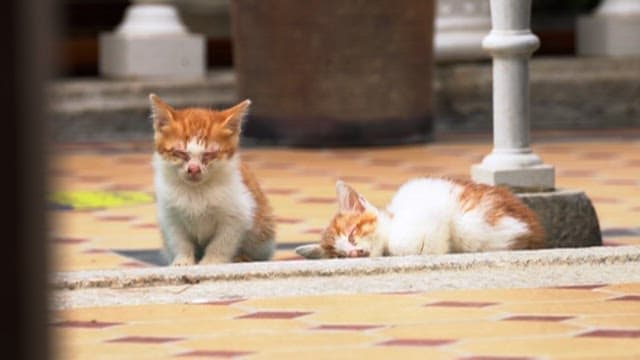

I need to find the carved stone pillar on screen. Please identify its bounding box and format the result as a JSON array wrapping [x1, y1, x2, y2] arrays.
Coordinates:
[[471, 0, 554, 190], [99, 0, 206, 79]]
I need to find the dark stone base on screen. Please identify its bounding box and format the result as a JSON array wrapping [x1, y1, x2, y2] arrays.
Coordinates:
[[518, 189, 602, 249], [243, 115, 434, 147]]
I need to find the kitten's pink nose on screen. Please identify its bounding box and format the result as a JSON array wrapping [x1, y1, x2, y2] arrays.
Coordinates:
[[187, 163, 201, 175], [348, 249, 369, 257]]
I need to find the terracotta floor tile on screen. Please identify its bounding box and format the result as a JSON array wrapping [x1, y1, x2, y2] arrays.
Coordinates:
[[51, 326, 125, 345], [602, 283, 640, 295], [176, 349, 254, 358], [578, 329, 640, 338], [306, 306, 501, 326], [379, 320, 580, 339], [420, 287, 610, 303], [247, 347, 456, 360], [240, 293, 427, 312], [456, 337, 640, 359], [125, 317, 313, 339], [56, 304, 245, 323], [55, 342, 187, 360], [495, 300, 640, 316], [179, 332, 379, 352]]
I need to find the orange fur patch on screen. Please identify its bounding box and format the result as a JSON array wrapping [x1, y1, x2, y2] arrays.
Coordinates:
[[321, 211, 378, 253], [241, 162, 276, 245], [453, 179, 545, 249], [152, 97, 246, 161]]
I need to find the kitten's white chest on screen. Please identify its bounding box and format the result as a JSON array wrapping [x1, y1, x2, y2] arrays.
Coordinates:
[[153, 154, 254, 243]]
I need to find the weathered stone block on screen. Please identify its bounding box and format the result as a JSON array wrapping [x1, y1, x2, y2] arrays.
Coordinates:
[[577, 15, 640, 57], [99, 32, 205, 79], [518, 189, 602, 248]]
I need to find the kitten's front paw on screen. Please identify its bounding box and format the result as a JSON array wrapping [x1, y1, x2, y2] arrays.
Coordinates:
[[199, 255, 231, 265], [171, 255, 196, 266]]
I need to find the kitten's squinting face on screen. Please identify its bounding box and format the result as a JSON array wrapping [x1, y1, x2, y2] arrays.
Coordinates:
[[321, 211, 380, 258], [295, 180, 384, 259], [150, 94, 249, 184]]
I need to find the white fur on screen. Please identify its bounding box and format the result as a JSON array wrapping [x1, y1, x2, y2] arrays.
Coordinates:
[[382, 178, 530, 256], [153, 148, 271, 265]]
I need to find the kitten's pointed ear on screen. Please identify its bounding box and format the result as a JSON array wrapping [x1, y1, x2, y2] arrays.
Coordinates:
[[222, 99, 251, 133], [336, 180, 367, 213], [295, 244, 328, 260], [149, 93, 175, 130]]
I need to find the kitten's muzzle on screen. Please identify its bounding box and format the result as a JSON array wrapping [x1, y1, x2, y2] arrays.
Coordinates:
[[187, 163, 202, 175], [347, 249, 369, 258]]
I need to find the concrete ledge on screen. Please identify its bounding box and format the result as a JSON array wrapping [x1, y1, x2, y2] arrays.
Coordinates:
[[52, 245, 640, 309]]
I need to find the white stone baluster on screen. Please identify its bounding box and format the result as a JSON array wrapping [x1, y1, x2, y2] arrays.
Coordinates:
[[99, 0, 206, 79], [577, 0, 640, 57], [471, 0, 554, 190], [435, 0, 491, 62]]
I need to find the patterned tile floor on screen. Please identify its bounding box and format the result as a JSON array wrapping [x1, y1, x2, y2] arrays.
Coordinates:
[[53, 284, 640, 359], [50, 130, 640, 359], [49, 131, 640, 271]]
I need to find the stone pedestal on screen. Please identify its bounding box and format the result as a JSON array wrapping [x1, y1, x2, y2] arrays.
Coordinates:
[[435, 0, 491, 62], [577, 0, 640, 57], [99, 2, 206, 79], [473, 165, 554, 191]]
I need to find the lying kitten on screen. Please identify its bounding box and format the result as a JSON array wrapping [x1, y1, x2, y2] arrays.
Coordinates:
[[297, 178, 545, 259], [150, 94, 275, 265]]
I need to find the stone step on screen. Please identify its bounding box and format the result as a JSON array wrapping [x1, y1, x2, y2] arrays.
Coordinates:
[[48, 56, 640, 142]]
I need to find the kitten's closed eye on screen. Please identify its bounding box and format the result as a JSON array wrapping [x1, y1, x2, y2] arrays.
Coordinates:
[[348, 230, 356, 244], [202, 151, 219, 163], [171, 149, 189, 161]]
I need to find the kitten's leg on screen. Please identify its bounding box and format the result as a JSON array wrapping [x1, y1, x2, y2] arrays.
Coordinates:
[[160, 219, 196, 266], [199, 224, 245, 265], [169, 237, 197, 266]]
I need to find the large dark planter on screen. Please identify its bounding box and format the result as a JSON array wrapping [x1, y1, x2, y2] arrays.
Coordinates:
[[230, 0, 435, 146]]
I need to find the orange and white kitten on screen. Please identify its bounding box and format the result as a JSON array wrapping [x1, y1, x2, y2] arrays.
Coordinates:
[[297, 178, 545, 259], [150, 94, 275, 266]]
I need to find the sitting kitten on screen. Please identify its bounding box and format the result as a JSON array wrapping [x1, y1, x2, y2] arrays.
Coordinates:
[[150, 94, 275, 266], [297, 178, 545, 259]]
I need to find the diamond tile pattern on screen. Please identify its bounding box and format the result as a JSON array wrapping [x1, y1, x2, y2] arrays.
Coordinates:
[[50, 132, 640, 358], [52, 284, 640, 359]]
